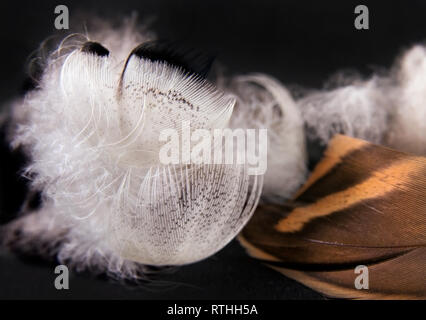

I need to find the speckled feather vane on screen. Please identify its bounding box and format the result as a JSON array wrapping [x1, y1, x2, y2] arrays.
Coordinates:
[[3, 33, 266, 276]]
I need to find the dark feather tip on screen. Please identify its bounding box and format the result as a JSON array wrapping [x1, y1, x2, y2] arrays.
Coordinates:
[[127, 41, 215, 78], [81, 41, 109, 57]]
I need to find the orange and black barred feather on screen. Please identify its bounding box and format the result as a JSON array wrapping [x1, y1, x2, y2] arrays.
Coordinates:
[[240, 134, 426, 299]]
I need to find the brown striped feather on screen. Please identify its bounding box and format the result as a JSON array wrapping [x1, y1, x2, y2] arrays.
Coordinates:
[[240, 134, 426, 299]]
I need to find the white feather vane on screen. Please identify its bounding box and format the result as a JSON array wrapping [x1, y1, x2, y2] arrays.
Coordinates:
[[226, 75, 307, 202], [3, 22, 263, 278]]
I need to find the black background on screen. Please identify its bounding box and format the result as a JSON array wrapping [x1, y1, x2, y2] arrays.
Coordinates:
[[0, 0, 426, 300]]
